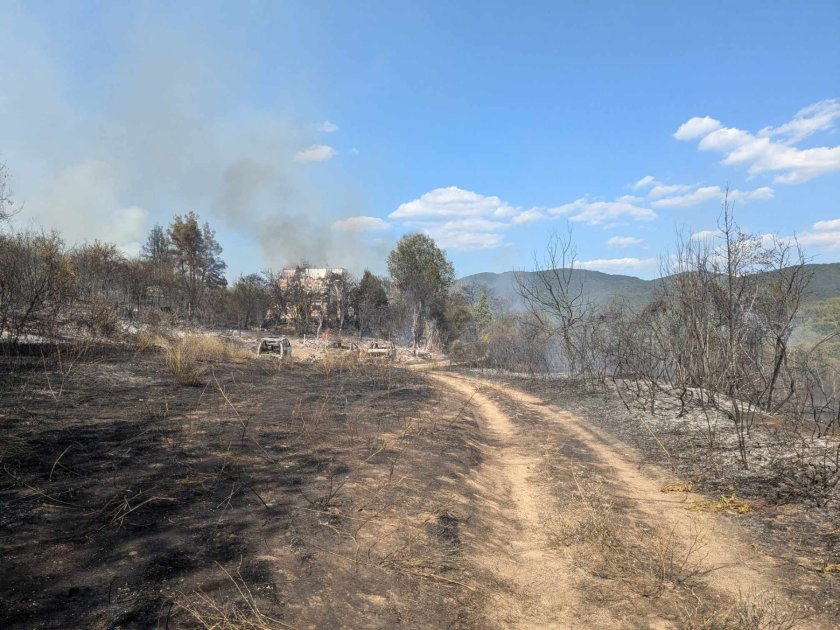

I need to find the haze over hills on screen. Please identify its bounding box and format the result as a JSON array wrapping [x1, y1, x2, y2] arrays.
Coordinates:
[[460, 262, 840, 312]]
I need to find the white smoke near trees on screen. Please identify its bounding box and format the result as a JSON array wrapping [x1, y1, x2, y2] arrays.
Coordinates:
[[0, 4, 391, 277]]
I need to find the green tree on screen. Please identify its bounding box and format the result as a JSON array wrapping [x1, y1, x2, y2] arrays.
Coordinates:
[[141, 225, 171, 275], [437, 290, 473, 348], [140, 224, 176, 308], [167, 212, 227, 319], [232, 273, 269, 332], [387, 233, 455, 352], [284, 267, 315, 334], [354, 269, 388, 336], [473, 290, 492, 341]]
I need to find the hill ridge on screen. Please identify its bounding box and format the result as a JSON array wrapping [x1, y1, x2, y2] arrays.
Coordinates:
[[459, 262, 840, 310]]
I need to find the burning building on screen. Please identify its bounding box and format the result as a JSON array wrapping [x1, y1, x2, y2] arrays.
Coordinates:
[[269, 267, 349, 330]]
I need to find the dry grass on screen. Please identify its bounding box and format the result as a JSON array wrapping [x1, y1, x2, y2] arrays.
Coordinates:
[[136, 332, 253, 384], [177, 562, 293, 629], [162, 339, 204, 385], [661, 481, 694, 493], [687, 493, 753, 515], [317, 350, 359, 376], [559, 474, 708, 599], [135, 329, 169, 353]]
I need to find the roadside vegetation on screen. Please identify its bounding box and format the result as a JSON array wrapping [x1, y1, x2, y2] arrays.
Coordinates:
[[454, 196, 840, 619]]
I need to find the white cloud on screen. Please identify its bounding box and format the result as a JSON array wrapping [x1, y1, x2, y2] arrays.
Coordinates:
[[438, 218, 509, 231], [651, 185, 773, 208], [813, 218, 840, 232], [728, 186, 775, 203], [674, 101, 840, 184], [577, 257, 658, 272], [294, 144, 337, 163], [632, 176, 694, 198], [673, 116, 722, 140], [420, 218, 510, 250], [512, 208, 545, 224], [388, 186, 555, 250], [425, 225, 506, 250], [648, 183, 693, 198], [389, 185, 649, 251], [549, 197, 656, 224], [389, 187, 524, 250], [796, 217, 840, 250], [389, 186, 518, 220], [606, 235, 643, 247], [759, 99, 840, 144], [616, 194, 643, 204], [796, 230, 840, 249], [633, 175, 657, 190], [331, 216, 389, 232], [690, 230, 722, 241], [650, 185, 722, 208], [317, 120, 339, 133]]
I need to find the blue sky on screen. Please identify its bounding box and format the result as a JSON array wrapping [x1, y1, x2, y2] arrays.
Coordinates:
[[1, 0, 838, 279]]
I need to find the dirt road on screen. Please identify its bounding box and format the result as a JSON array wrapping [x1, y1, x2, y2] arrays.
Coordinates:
[[428, 370, 829, 629]]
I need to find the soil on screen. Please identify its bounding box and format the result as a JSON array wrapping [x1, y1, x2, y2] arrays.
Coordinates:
[[0, 345, 484, 628], [2, 344, 837, 628], [432, 371, 839, 627]]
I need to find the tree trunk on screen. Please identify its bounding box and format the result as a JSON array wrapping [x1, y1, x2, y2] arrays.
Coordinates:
[[411, 301, 422, 356]]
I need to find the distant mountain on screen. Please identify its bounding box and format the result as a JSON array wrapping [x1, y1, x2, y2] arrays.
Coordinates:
[[795, 262, 840, 302], [459, 263, 840, 312], [458, 269, 658, 311]]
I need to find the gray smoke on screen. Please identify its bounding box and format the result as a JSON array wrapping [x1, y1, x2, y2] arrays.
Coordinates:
[[0, 5, 393, 278]]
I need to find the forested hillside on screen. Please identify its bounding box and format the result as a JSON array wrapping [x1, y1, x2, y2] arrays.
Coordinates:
[[460, 262, 840, 312]]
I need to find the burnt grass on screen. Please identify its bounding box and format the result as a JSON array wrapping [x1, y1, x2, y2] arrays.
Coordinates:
[[0, 344, 486, 629], [461, 368, 839, 621]]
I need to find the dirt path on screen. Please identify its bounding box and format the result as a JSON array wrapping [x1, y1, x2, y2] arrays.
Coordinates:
[[426, 372, 616, 628], [428, 371, 830, 629]]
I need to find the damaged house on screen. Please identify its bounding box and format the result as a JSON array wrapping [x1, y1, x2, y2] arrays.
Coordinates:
[[269, 267, 350, 332]]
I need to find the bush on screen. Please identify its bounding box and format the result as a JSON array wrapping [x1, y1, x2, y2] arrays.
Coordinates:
[[84, 298, 120, 337], [163, 338, 203, 385], [0, 231, 75, 341], [137, 332, 252, 384], [449, 340, 487, 366], [318, 351, 358, 376], [135, 330, 169, 353]]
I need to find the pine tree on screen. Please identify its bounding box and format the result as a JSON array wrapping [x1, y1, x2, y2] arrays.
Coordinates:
[[167, 212, 227, 319], [473, 291, 492, 341]]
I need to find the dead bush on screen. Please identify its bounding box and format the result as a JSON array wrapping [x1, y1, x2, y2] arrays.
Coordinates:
[[140, 308, 172, 329], [177, 562, 287, 629], [770, 441, 840, 508], [449, 339, 487, 366], [0, 230, 75, 341], [561, 474, 708, 598], [558, 476, 622, 549], [680, 589, 809, 630], [84, 298, 120, 337], [632, 524, 707, 597]]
